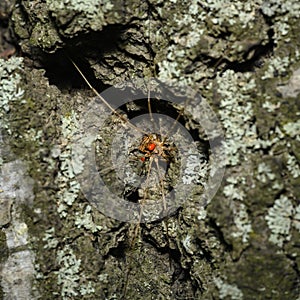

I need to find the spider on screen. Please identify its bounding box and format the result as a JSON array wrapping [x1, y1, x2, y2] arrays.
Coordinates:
[[135, 132, 178, 214], [138, 133, 175, 163]]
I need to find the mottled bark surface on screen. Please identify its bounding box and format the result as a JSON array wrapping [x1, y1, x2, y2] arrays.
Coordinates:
[[1, 0, 300, 299]]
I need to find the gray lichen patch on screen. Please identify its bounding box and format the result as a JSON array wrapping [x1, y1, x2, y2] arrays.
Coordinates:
[[214, 277, 243, 300], [1, 250, 35, 299], [0, 154, 35, 299], [0, 57, 24, 122], [277, 67, 300, 98], [46, 0, 119, 34], [157, 0, 269, 77], [265, 195, 300, 248]]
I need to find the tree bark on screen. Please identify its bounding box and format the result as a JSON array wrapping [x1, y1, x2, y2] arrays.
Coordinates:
[[1, 0, 300, 299]]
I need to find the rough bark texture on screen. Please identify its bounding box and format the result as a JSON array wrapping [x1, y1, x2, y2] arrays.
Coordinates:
[[1, 0, 300, 299]]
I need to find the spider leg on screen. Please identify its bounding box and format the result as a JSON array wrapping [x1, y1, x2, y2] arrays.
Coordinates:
[[138, 155, 155, 223], [154, 156, 167, 211]]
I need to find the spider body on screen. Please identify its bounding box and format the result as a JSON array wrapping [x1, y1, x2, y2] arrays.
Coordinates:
[[138, 133, 174, 162]]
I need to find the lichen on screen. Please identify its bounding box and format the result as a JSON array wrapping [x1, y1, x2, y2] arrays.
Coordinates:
[[42, 227, 59, 249], [57, 111, 81, 217], [222, 176, 252, 243], [79, 282, 95, 296], [55, 244, 97, 298], [261, 55, 290, 80], [182, 147, 208, 185], [223, 177, 246, 200], [74, 204, 103, 233], [200, 0, 260, 28], [286, 153, 300, 178], [293, 204, 300, 232], [261, 0, 300, 44], [262, 100, 281, 113], [56, 246, 81, 298], [214, 277, 243, 300], [0, 57, 24, 130], [265, 195, 294, 247], [157, 0, 269, 86], [231, 203, 252, 243], [47, 0, 113, 14], [261, 0, 300, 18], [283, 119, 300, 140], [216, 70, 257, 166], [256, 162, 276, 183], [46, 0, 115, 33]]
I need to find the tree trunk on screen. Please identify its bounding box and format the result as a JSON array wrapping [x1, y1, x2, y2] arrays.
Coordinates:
[[1, 0, 300, 299]]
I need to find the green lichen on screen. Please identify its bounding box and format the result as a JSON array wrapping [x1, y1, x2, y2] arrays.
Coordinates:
[[56, 245, 82, 298], [261, 55, 290, 80], [214, 277, 243, 300], [182, 148, 208, 185], [46, 0, 115, 33], [222, 176, 252, 244], [57, 111, 81, 217], [56, 245, 96, 298], [265, 195, 294, 247], [256, 162, 276, 183], [259, 0, 300, 91], [74, 204, 103, 233], [157, 0, 269, 85], [47, 0, 113, 14], [293, 205, 300, 231], [200, 0, 260, 28], [261, 0, 300, 18], [216, 70, 257, 166], [262, 100, 281, 112], [231, 203, 252, 243], [42, 227, 59, 249], [223, 177, 246, 200], [0, 57, 24, 129], [261, 0, 300, 44], [283, 119, 300, 140], [286, 153, 300, 178], [79, 282, 95, 296]]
